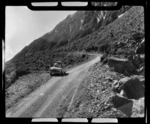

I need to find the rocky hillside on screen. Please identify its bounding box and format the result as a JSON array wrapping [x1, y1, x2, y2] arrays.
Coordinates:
[[73, 6, 132, 41], [67, 6, 144, 53], [5, 3, 145, 118], [59, 61, 144, 118], [5, 5, 144, 90]]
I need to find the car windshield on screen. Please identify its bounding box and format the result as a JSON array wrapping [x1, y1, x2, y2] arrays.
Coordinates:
[[54, 63, 62, 68]]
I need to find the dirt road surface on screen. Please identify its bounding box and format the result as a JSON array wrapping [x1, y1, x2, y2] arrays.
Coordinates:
[[6, 55, 101, 117]]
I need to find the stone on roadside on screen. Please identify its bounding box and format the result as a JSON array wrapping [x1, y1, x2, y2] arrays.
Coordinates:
[[108, 57, 138, 75], [138, 66, 145, 75], [128, 54, 145, 69], [110, 94, 133, 117], [135, 39, 145, 54], [103, 58, 108, 64], [120, 90, 127, 98], [112, 77, 130, 93], [114, 76, 145, 99], [112, 80, 120, 93], [101, 53, 108, 65], [110, 94, 132, 108], [113, 80, 118, 85]]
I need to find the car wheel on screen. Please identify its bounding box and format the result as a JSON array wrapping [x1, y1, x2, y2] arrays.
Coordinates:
[[50, 73, 53, 76], [60, 71, 63, 75]]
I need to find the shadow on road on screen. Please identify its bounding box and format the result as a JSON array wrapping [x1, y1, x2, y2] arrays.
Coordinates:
[[51, 73, 69, 77]]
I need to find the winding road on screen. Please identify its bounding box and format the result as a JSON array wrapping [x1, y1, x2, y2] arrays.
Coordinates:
[[6, 55, 101, 117]]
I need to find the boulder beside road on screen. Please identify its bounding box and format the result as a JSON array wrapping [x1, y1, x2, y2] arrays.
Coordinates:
[[110, 94, 132, 108], [128, 54, 145, 69], [111, 75, 144, 117], [108, 57, 138, 75], [110, 93, 133, 117], [112, 75, 144, 100]]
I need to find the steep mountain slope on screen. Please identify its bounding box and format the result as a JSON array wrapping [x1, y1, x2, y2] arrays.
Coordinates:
[[43, 11, 85, 43], [67, 6, 144, 53], [11, 6, 132, 60], [72, 6, 132, 41], [5, 6, 143, 89]]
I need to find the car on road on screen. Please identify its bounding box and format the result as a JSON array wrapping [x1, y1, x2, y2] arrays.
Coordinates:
[[49, 61, 66, 76]]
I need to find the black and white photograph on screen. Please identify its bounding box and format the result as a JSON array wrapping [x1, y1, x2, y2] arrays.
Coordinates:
[[4, 1, 145, 119]]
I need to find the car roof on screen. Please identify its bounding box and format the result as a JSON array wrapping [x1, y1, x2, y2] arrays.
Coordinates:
[[55, 61, 62, 63], [54, 62, 62, 66]]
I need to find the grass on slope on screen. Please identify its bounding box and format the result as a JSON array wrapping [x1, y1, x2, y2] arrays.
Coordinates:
[[5, 52, 90, 89], [5, 72, 51, 111], [5, 53, 94, 111]]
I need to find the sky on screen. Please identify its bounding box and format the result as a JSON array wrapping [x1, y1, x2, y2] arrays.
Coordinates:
[[5, 6, 76, 61]]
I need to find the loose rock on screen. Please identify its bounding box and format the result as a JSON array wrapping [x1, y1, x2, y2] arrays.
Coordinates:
[[113, 76, 145, 99], [128, 54, 145, 69], [138, 66, 145, 75], [108, 57, 138, 75], [112, 77, 130, 93], [110, 94, 132, 108], [110, 94, 133, 117], [120, 90, 127, 98], [135, 39, 145, 54]]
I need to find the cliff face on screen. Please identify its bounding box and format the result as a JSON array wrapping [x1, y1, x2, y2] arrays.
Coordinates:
[[72, 6, 132, 40]]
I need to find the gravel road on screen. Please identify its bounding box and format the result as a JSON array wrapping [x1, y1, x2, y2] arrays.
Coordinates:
[[6, 55, 101, 117]]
